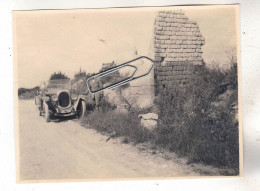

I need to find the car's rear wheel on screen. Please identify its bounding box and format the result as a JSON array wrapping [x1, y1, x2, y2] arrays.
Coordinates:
[[78, 100, 86, 119], [43, 102, 50, 122]]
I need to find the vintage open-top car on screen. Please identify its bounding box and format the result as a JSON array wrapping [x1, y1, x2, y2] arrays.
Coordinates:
[[35, 79, 87, 122]]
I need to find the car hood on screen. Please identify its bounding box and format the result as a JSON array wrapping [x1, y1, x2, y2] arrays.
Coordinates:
[[45, 88, 71, 95]]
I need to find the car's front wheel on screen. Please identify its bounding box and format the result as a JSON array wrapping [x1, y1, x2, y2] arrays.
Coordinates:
[[78, 100, 86, 119], [43, 102, 50, 122]]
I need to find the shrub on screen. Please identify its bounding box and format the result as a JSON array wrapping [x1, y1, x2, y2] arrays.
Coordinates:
[[155, 62, 239, 171], [72, 68, 91, 95]]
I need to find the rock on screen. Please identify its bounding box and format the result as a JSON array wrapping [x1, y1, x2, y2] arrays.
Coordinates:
[[138, 113, 158, 120], [138, 113, 158, 131], [140, 118, 157, 131]]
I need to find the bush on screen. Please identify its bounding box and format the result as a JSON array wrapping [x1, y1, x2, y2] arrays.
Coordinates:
[[18, 86, 39, 99], [72, 68, 93, 95], [155, 62, 239, 171]]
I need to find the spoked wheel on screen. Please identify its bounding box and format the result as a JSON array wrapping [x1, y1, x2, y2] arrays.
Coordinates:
[[78, 100, 86, 120], [43, 102, 50, 122]]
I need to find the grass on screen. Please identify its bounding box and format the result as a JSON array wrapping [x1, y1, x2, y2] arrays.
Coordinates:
[[81, 109, 153, 144]]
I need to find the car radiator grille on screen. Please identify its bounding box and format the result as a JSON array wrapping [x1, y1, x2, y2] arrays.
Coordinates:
[[58, 92, 70, 108]]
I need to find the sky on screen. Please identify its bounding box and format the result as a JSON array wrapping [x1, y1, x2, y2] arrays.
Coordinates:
[[13, 5, 239, 88]]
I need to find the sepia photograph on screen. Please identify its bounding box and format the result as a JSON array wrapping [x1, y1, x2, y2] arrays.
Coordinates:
[[13, 5, 242, 182]]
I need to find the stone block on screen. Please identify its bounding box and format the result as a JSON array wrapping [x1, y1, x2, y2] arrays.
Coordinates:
[[159, 12, 167, 18], [166, 49, 173, 53], [190, 21, 197, 24], [170, 35, 177, 40], [166, 71, 173, 75], [171, 31, 176, 35], [164, 31, 172, 35], [175, 44, 181, 49], [181, 19, 187, 24], [165, 18, 172, 22], [165, 40, 171, 44], [154, 53, 161, 57], [160, 40, 166, 44], [155, 39, 161, 44], [155, 30, 163, 35], [164, 57, 171, 62], [164, 66, 172, 71], [186, 40, 193, 45], [195, 40, 202, 45], [182, 70, 193, 75], [154, 44, 161, 48], [174, 27, 180, 32], [163, 35, 171, 40], [180, 36, 188, 40], [154, 57, 162, 62], [157, 76, 164, 81], [180, 27, 186, 32], [176, 40, 182, 44], [177, 48, 183, 53], [156, 26, 163, 31], [196, 57, 203, 61], [188, 48, 196, 53], [160, 53, 167, 57], [154, 48, 166, 53], [161, 44, 168, 48], [156, 17, 165, 22], [196, 48, 202, 53]]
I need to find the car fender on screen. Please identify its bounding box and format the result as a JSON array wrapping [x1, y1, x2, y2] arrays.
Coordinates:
[[42, 96, 50, 101], [73, 95, 87, 110]]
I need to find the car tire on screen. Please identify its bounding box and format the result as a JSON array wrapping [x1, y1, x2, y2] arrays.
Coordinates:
[[78, 100, 86, 119], [43, 102, 50, 122]]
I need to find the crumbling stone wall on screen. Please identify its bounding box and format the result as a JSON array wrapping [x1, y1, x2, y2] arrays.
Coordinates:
[[103, 10, 205, 111], [154, 10, 205, 94]]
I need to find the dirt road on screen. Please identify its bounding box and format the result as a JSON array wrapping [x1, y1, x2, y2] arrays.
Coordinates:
[[18, 100, 199, 181]]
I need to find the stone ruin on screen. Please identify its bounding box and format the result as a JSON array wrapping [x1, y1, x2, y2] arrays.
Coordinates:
[[153, 10, 205, 94], [103, 10, 205, 113]]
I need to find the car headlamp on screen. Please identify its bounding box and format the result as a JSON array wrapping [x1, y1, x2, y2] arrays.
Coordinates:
[[71, 94, 78, 101], [51, 95, 58, 102]]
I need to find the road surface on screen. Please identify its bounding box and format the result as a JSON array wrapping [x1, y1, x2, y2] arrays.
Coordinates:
[[18, 100, 199, 181]]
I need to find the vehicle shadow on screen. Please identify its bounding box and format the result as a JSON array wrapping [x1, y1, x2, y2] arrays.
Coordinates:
[[51, 115, 77, 123]]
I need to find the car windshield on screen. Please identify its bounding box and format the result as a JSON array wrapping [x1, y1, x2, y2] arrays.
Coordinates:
[[46, 79, 72, 89]]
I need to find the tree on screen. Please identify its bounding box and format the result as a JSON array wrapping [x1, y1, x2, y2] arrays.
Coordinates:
[[74, 67, 89, 81], [50, 71, 69, 80]]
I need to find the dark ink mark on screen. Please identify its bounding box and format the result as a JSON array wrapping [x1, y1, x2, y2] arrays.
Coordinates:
[[98, 39, 106, 43]]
